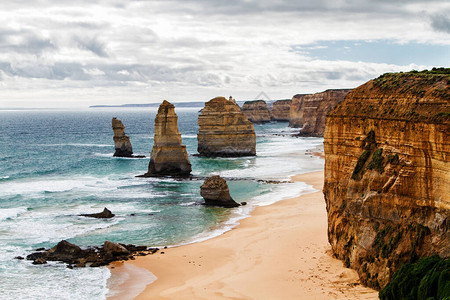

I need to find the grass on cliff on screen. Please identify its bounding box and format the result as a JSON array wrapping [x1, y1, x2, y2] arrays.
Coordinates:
[[379, 255, 450, 300]]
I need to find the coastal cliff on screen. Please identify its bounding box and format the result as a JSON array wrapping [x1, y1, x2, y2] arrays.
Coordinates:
[[145, 100, 191, 176], [198, 97, 256, 157], [271, 99, 292, 121], [323, 70, 450, 289], [112, 118, 133, 157], [241, 100, 271, 123], [291, 89, 351, 136]]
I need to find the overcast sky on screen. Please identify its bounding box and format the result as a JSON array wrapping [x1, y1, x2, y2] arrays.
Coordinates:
[[0, 0, 449, 108]]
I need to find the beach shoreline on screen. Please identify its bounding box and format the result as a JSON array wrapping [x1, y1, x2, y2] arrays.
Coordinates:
[[107, 171, 378, 299]]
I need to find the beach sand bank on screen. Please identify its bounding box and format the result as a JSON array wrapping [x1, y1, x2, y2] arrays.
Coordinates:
[[108, 171, 378, 299]]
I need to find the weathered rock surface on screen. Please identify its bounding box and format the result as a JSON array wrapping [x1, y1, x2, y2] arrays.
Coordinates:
[[241, 100, 271, 123], [197, 97, 256, 157], [323, 70, 450, 290], [80, 207, 115, 219], [144, 100, 192, 177], [271, 99, 292, 121], [112, 118, 133, 157], [200, 176, 240, 207], [26, 240, 159, 268], [289, 89, 351, 136]]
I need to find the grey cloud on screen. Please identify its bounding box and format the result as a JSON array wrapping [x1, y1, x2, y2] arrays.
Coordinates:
[[430, 14, 450, 34], [0, 29, 56, 54], [74, 36, 109, 57]]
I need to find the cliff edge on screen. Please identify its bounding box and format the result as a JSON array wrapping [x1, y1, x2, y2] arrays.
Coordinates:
[[323, 69, 450, 289]]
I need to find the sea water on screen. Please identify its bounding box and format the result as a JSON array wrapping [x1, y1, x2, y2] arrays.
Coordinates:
[[0, 108, 324, 299]]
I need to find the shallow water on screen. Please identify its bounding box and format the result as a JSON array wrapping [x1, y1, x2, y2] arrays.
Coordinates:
[[0, 108, 324, 299]]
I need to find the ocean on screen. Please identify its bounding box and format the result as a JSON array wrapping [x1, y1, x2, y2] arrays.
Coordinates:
[[0, 108, 324, 299]]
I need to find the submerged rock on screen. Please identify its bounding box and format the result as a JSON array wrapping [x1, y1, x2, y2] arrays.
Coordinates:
[[80, 207, 115, 219], [197, 97, 256, 157], [112, 118, 133, 157], [144, 100, 192, 177], [200, 176, 240, 208]]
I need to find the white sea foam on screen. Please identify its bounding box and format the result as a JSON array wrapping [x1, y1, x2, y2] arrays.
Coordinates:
[[1, 175, 10, 180], [106, 264, 157, 299], [0, 207, 27, 221]]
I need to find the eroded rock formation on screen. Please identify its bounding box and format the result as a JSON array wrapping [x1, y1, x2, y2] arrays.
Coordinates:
[[80, 207, 115, 219], [241, 100, 271, 123], [323, 70, 450, 290], [200, 175, 240, 207], [112, 118, 133, 157], [271, 99, 292, 121], [289, 89, 351, 136], [145, 100, 191, 177], [197, 97, 256, 157]]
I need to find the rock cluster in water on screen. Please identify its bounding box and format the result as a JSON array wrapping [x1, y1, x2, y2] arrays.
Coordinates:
[[26, 240, 159, 268], [323, 70, 450, 290], [112, 117, 134, 157], [289, 89, 351, 136], [241, 100, 271, 123], [144, 100, 192, 177], [197, 97, 256, 157], [271, 99, 292, 121], [200, 176, 240, 208]]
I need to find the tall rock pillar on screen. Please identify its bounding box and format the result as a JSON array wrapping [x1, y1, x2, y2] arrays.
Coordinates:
[[112, 118, 133, 157], [145, 100, 192, 176]]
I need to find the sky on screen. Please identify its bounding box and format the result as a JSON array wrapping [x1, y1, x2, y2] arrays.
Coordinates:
[[0, 0, 449, 108]]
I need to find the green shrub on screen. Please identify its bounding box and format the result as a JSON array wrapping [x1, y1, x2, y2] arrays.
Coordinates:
[[367, 148, 384, 173], [379, 255, 450, 300], [351, 150, 371, 180]]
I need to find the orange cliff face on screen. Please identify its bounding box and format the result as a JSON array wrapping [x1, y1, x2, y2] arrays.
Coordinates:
[[271, 99, 291, 121], [323, 71, 450, 289], [289, 89, 351, 136], [197, 97, 256, 157], [241, 100, 271, 124]]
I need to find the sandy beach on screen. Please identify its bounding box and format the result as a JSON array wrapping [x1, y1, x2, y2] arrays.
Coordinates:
[[108, 171, 378, 299]]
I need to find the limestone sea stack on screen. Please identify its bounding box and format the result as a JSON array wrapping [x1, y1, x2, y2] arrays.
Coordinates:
[[323, 69, 449, 290], [112, 118, 133, 157], [197, 97, 256, 157], [289, 89, 351, 136], [200, 176, 240, 208], [241, 100, 271, 123], [144, 100, 192, 177], [271, 99, 292, 121]]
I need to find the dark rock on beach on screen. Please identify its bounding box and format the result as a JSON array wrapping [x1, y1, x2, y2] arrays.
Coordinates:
[[80, 207, 115, 219], [25, 240, 160, 268], [200, 176, 240, 208]]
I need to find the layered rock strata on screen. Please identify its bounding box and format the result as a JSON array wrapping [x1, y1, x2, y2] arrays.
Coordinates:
[[197, 97, 256, 157], [271, 99, 292, 121], [241, 100, 271, 123], [200, 176, 240, 207], [289, 89, 351, 136], [144, 100, 192, 177], [323, 70, 450, 290], [112, 118, 133, 157], [289, 94, 307, 128]]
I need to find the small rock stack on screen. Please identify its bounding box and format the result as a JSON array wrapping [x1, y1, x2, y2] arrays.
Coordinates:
[[200, 175, 240, 208], [112, 118, 133, 157]]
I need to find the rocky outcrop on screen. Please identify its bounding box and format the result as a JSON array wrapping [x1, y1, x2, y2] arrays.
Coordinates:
[[323, 70, 450, 290], [26, 240, 159, 268], [200, 176, 240, 207], [80, 207, 115, 219], [271, 99, 291, 121], [290, 89, 351, 136], [144, 100, 192, 177], [112, 118, 133, 157], [197, 97, 256, 157], [241, 100, 271, 123]]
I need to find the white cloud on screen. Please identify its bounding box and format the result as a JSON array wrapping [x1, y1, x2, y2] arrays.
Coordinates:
[[0, 0, 448, 107]]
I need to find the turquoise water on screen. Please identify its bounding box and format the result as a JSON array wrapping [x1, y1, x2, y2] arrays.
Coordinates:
[[0, 108, 324, 299]]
